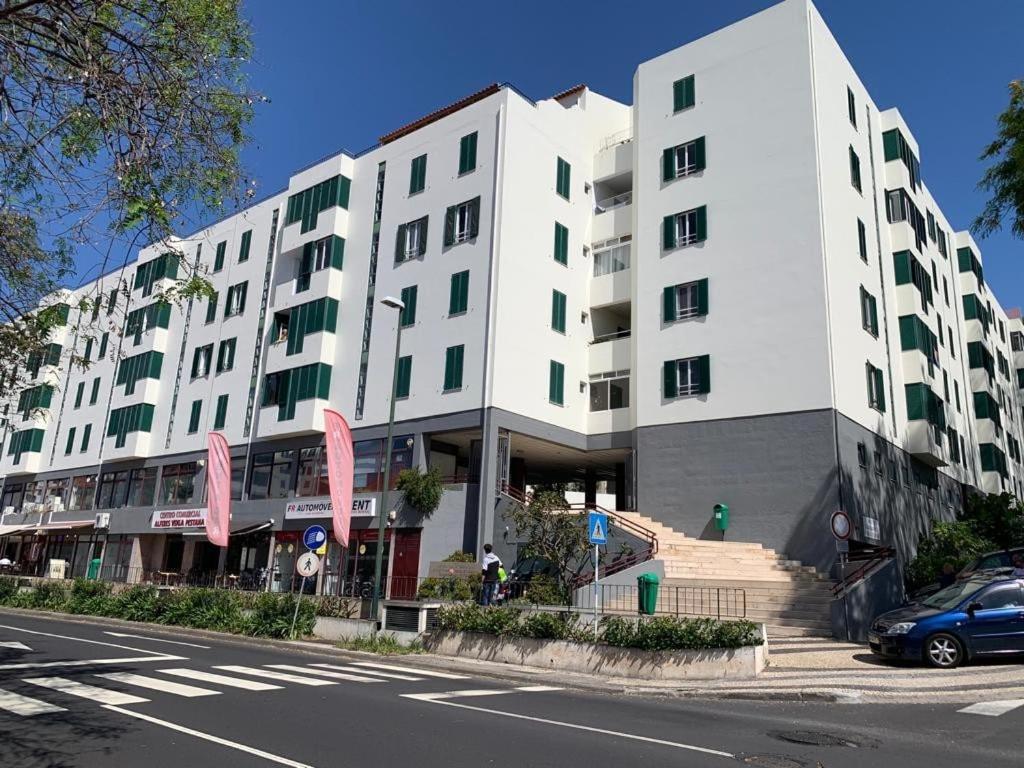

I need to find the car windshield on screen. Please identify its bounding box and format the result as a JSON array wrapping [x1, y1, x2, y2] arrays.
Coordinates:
[[921, 579, 989, 610]]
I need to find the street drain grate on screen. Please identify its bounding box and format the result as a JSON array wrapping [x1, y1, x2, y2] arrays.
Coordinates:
[[769, 730, 866, 748], [737, 755, 807, 768]]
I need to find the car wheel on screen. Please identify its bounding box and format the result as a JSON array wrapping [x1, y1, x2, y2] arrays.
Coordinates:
[[924, 633, 964, 669]]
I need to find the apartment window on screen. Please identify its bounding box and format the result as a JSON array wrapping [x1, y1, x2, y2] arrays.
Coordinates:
[[663, 279, 709, 322], [866, 362, 885, 412], [551, 290, 567, 334], [449, 270, 470, 315], [849, 146, 862, 192], [556, 156, 571, 200], [948, 327, 955, 358], [882, 128, 921, 190], [857, 442, 867, 467], [663, 206, 707, 249], [225, 281, 247, 317], [213, 394, 229, 430], [160, 462, 197, 505], [98, 470, 130, 509], [128, 467, 157, 507], [937, 229, 948, 258], [553, 222, 569, 265], [443, 197, 480, 246], [662, 137, 706, 182], [214, 240, 226, 272], [955, 381, 961, 412], [874, 451, 883, 475], [593, 240, 630, 276], [74, 382, 84, 409], [672, 74, 695, 112], [249, 450, 295, 500], [860, 287, 878, 337], [1012, 331, 1024, 353], [857, 218, 867, 261], [847, 86, 857, 127], [80, 423, 91, 452], [98, 332, 108, 360], [943, 370, 950, 402], [459, 132, 478, 175], [589, 370, 629, 412], [549, 360, 565, 406], [187, 400, 202, 434], [64, 427, 76, 456], [663, 355, 710, 398], [216, 338, 236, 373], [191, 344, 213, 378], [297, 447, 330, 497], [443, 345, 464, 392], [297, 235, 345, 290], [409, 154, 427, 195], [942, 277, 949, 307], [937, 323, 944, 347], [926, 210, 936, 241], [237, 229, 252, 263], [206, 292, 218, 324], [400, 286, 418, 327], [395, 355, 412, 399], [84, 338, 93, 360], [89, 377, 101, 405]]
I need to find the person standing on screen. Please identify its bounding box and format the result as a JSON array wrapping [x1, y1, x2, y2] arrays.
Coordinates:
[[481, 543, 502, 606]]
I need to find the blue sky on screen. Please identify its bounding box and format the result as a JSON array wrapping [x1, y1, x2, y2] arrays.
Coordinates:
[[239, 0, 1022, 307]]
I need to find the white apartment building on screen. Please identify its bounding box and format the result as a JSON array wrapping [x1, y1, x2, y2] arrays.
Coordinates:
[[1, 0, 1021, 600]]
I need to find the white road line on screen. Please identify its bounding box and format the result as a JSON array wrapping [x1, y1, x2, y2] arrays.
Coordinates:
[[401, 697, 734, 759], [96, 672, 220, 698], [104, 705, 316, 768], [0, 655, 185, 672], [213, 666, 337, 687], [266, 664, 382, 683], [350, 661, 469, 679], [403, 686, 564, 702], [311, 663, 422, 681], [104, 632, 210, 649], [0, 624, 173, 656], [0, 641, 32, 650], [958, 699, 1024, 717], [0, 688, 66, 716], [159, 669, 282, 691], [24, 676, 149, 706]]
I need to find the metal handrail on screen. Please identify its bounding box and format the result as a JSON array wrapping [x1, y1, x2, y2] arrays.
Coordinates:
[[589, 329, 631, 345], [594, 190, 632, 213], [831, 547, 895, 597]]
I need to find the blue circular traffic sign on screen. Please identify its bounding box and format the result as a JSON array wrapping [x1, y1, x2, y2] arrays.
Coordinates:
[[303, 525, 328, 550]]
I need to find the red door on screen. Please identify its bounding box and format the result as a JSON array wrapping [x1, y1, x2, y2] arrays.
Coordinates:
[[389, 530, 421, 599]]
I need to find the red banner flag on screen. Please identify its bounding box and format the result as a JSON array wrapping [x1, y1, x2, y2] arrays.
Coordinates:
[[206, 432, 231, 547], [324, 408, 355, 548]]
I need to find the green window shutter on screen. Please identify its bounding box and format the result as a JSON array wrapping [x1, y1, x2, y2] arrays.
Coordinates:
[[417, 217, 428, 257], [325, 298, 338, 333], [98, 332, 108, 360], [673, 74, 695, 111], [469, 197, 481, 239], [448, 270, 469, 315], [556, 157, 571, 199], [697, 354, 711, 394], [662, 286, 676, 323], [206, 292, 217, 323], [849, 146, 861, 191], [663, 361, 678, 399], [694, 136, 706, 171], [444, 345, 464, 391], [396, 355, 412, 399], [697, 278, 709, 316], [549, 360, 564, 405], [191, 347, 201, 378], [74, 382, 84, 408], [400, 286, 417, 327], [882, 129, 899, 161], [663, 216, 676, 250], [695, 205, 708, 242], [410, 154, 427, 194], [875, 368, 886, 412], [330, 235, 345, 269], [239, 230, 252, 262], [65, 427, 76, 455], [238, 282, 247, 314], [188, 400, 202, 433], [553, 222, 568, 265], [395, 224, 407, 262], [84, 338, 93, 360], [459, 132, 478, 174], [214, 241, 226, 271], [80, 423, 91, 452], [858, 219, 867, 260], [214, 395, 228, 430], [662, 148, 676, 182], [552, 290, 567, 333], [443, 206, 456, 247], [90, 377, 100, 405]]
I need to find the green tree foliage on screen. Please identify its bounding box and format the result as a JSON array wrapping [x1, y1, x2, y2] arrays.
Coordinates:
[[504, 489, 588, 604], [0, 0, 257, 389], [395, 467, 444, 518], [974, 80, 1024, 239]]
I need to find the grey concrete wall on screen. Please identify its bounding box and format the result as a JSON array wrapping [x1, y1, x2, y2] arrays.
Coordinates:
[[830, 558, 904, 642], [414, 482, 477, 578]]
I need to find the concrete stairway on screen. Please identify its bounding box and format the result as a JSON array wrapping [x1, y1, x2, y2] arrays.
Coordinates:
[[613, 510, 835, 637]]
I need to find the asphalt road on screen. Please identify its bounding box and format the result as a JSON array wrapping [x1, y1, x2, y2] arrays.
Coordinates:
[[0, 611, 1021, 768]]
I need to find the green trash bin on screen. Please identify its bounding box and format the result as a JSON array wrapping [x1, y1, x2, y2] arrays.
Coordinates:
[[86, 558, 101, 580], [637, 572, 659, 615]]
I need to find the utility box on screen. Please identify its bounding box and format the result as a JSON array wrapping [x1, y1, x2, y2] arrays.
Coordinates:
[[714, 503, 730, 532]]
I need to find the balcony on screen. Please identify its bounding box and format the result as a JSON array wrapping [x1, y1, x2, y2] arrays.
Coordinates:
[[270, 263, 343, 314], [264, 329, 337, 373], [593, 131, 632, 181], [591, 172, 632, 243], [279, 204, 349, 256], [906, 420, 948, 468], [257, 398, 325, 440], [589, 332, 631, 377], [590, 240, 630, 308], [103, 431, 152, 462]]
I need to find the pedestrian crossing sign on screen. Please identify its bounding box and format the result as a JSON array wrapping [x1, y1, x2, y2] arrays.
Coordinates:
[[588, 511, 608, 545]]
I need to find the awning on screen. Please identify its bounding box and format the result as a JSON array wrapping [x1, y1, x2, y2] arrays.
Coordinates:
[[183, 519, 274, 538], [24, 521, 94, 534], [0, 524, 32, 537]]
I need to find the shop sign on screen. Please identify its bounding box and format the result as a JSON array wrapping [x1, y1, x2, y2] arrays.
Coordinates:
[[151, 508, 207, 529], [285, 497, 376, 520]]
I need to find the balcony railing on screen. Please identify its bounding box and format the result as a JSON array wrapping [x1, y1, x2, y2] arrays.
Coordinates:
[[599, 128, 633, 150], [594, 190, 632, 214], [590, 329, 631, 345]]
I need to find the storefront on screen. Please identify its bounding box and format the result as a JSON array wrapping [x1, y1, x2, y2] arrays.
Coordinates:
[[0, 521, 99, 577]]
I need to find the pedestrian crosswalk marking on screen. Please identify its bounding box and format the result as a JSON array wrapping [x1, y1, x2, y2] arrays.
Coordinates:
[[96, 672, 220, 698], [311, 663, 422, 681], [266, 664, 382, 683], [351, 661, 469, 680], [213, 665, 337, 687], [24, 676, 149, 706], [958, 699, 1024, 717], [158, 668, 282, 691], [0, 688, 66, 716]]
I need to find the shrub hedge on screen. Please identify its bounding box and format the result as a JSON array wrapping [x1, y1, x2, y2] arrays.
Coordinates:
[[436, 604, 763, 650], [0, 577, 316, 639]]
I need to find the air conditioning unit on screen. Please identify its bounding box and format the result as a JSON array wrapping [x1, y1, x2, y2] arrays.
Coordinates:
[[94, 512, 111, 530]]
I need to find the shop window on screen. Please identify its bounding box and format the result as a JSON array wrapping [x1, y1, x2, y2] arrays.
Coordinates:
[[249, 450, 295, 500], [97, 470, 130, 509], [1, 482, 24, 513], [298, 447, 330, 497], [231, 455, 245, 501], [352, 435, 415, 493], [128, 467, 158, 507], [160, 463, 196, 505], [68, 475, 96, 511]]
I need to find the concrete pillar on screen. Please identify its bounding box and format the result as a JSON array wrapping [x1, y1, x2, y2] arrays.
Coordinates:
[[476, 412, 501, 555], [584, 470, 598, 505], [615, 463, 627, 512], [179, 540, 196, 574], [216, 545, 228, 576]]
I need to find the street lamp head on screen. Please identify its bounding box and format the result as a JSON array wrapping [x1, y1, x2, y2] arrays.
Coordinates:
[[380, 296, 405, 311]]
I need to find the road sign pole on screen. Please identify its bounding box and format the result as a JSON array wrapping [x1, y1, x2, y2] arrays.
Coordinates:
[[289, 575, 308, 640], [593, 543, 599, 640]]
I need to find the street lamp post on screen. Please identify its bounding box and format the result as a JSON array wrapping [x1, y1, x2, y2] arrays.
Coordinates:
[[370, 295, 405, 623]]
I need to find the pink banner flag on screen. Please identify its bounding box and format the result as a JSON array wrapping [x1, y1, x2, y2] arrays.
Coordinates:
[[324, 408, 355, 548], [206, 432, 231, 548]]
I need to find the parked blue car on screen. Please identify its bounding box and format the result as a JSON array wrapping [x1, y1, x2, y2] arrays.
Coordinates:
[[870, 572, 1024, 668]]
